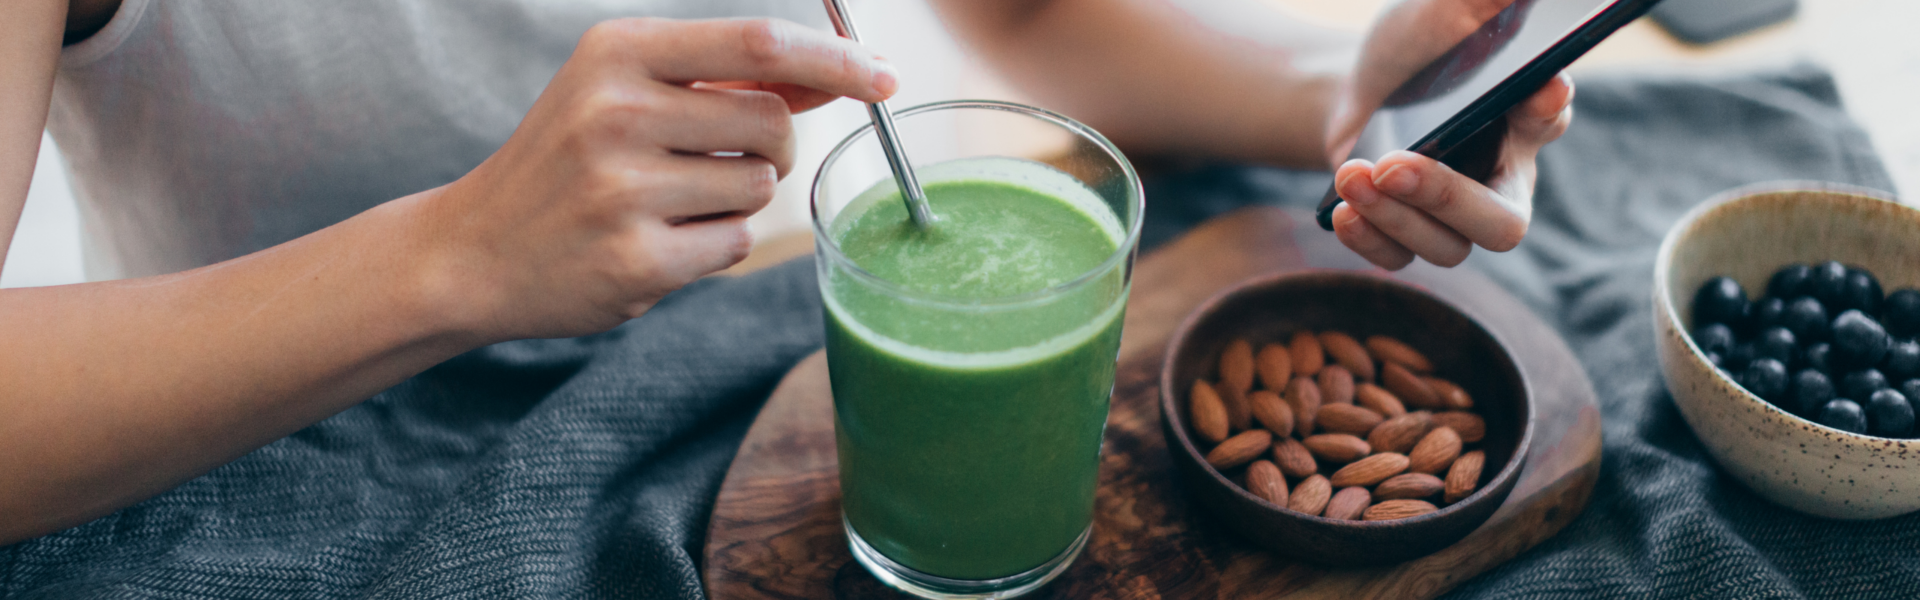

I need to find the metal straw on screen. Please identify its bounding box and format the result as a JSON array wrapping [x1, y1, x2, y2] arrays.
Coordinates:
[[822, 0, 936, 227]]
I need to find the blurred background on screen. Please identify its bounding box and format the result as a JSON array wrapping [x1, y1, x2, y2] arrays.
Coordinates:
[[6, 0, 1917, 288]]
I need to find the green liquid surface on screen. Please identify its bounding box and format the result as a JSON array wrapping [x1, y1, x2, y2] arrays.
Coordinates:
[[825, 173, 1127, 580]]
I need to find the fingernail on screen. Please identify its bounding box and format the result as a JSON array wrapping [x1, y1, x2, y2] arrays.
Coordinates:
[[1332, 203, 1364, 232], [871, 60, 899, 98], [1375, 165, 1418, 196], [1337, 169, 1377, 207]]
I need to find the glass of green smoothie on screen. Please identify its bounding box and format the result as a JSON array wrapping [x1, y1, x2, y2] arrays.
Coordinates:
[[811, 100, 1143, 598]]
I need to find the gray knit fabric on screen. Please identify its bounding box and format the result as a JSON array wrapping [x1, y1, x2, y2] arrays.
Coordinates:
[[5, 65, 1915, 598], [2, 259, 826, 599]]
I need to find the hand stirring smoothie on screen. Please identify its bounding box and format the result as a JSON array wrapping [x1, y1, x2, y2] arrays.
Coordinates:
[[823, 156, 1130, 581]]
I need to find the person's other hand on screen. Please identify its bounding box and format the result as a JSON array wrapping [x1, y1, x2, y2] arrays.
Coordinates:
[[420, 18, 895, 341], [1322, 0, 1573, 270]]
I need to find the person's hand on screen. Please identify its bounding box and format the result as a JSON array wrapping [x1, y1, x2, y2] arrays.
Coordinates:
[[418, 18, 896, 341], [1322, 0, 1574, 270]]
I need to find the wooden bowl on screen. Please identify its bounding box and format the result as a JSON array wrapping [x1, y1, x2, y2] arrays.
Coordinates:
[[1158, 270, 1535, 566], [1654, 181, 1920, 519]]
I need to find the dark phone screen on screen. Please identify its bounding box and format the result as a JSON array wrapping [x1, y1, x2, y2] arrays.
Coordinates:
[[1342, 0, 1617, 165]]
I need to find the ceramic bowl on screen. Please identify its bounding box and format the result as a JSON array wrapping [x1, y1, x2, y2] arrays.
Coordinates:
[[1654, 181, 1920, 519], [1159, 270, 1534, 566]]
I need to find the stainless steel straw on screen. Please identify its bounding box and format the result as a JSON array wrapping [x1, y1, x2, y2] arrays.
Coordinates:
[[822, 0, 936, 227]]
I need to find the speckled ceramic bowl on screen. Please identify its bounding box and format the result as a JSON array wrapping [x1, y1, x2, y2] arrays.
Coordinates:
[[1654, 181, 1920, 519]]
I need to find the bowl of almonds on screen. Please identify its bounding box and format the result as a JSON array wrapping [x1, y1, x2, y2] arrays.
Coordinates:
[[1159, 270, 1534, 566]]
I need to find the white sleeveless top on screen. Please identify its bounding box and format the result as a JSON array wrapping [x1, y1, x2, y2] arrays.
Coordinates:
[[47, 0, 823, 280]]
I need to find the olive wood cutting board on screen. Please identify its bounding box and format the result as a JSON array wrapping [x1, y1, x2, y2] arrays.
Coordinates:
[[702, 206, 1602, 599]]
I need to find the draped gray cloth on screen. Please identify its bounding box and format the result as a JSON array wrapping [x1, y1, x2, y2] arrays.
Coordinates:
[[5, 65, 1914, 598]]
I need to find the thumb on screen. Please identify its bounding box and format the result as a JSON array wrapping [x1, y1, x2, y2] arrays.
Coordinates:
[[1323, 79, 1370, 170]]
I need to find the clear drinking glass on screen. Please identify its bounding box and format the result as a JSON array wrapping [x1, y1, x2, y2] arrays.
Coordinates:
[[811, 100, 1144, 598]]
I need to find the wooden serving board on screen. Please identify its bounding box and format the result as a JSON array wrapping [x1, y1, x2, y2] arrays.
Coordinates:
[[703, 206, 1602, 599]]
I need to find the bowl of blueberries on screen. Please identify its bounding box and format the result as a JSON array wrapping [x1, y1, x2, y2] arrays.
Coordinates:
[[1654, 181, 1920, 519]]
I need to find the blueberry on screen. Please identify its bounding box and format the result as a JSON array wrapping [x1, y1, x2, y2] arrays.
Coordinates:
[[1691, 323, 1736, 357], [1791, 369, 1835, 416], [1886, 289, 1920, 337], [1754, 327, 1798, 365], [1904, 379, 1920, 408], [1724, 343, 1756, 371], [1693, 276, 1749, 328], [1884, 339, 1920, 381], [1841, 368, 1890, 402], [1869, 389, 1916, 437], [1809, 261, 1849, 307], [1781, 297, 1829, 342], [1706, 351, 1725, 368], [1740, 358, 1790, 402], [1768, 263, 1813, 299], [1748, 297, 1786, 334], [1840, 269, 1884, 315], [1831, 309, 1892, 369], [1819, 399, 1869, 434], [1804, 342, 1832, 374]]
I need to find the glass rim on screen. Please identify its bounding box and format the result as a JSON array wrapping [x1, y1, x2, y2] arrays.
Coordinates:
[[809, 99, 1145, 309]]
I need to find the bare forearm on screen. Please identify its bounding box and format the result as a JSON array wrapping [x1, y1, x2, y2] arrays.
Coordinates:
[[931, 0, 1354, 169], [0, 190, 478, 544], [0, 16, 901, 546], [0, 0, 66, 261]]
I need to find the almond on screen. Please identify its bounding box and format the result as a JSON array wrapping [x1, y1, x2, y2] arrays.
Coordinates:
[[1316, 403, 1383, 436], [1206, 429, 1272, 470], [1249, 390, 1294, 436], [1325, 486, 1371, 520], [1271, 437, 1319, 478], [1318, 331, 1375, 382], [1219, 385, 1253, 432], [1246, 460, 1288, 507], [1365, 335, 1433, 373], [1189, 379, 1231, 444], [1289, 474, 1332, 516], [1424, 377, 1474, 410], [1367, 412, 1433, 455], [1382, 362, 1441, 410], [1317, 365, 1356, 405], [1407, 426, 1463, 474], [1219, 338, 1256, 396], [1303, 433, 1370, 464], [1445, 450, 1485, 504], [1284, 376, 1322, 438], [1329, 452, 1408, 487], [1363, 499, 1438, 521], [1256, 343, 1293, 392], [1289, 330, 1324, 376], [1374, 473, 1444, 500], [1354, 383, 1407, 418], [1432, 411, 1486, 443]]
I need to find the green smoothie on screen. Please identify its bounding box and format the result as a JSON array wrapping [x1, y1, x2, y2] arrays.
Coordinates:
[[823, 158, 1129, 580]]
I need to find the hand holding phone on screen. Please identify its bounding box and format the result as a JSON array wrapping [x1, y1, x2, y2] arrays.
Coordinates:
[[1316, 0, 1660, 269]]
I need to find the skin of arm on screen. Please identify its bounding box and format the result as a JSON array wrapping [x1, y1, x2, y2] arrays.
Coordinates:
[[0, 12, 898, 545], [928, 0, 1575, 271], [0, 0, 66, 263]]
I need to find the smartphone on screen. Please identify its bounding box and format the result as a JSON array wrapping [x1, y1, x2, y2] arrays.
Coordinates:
[[1315, 0, 1663, 231]]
